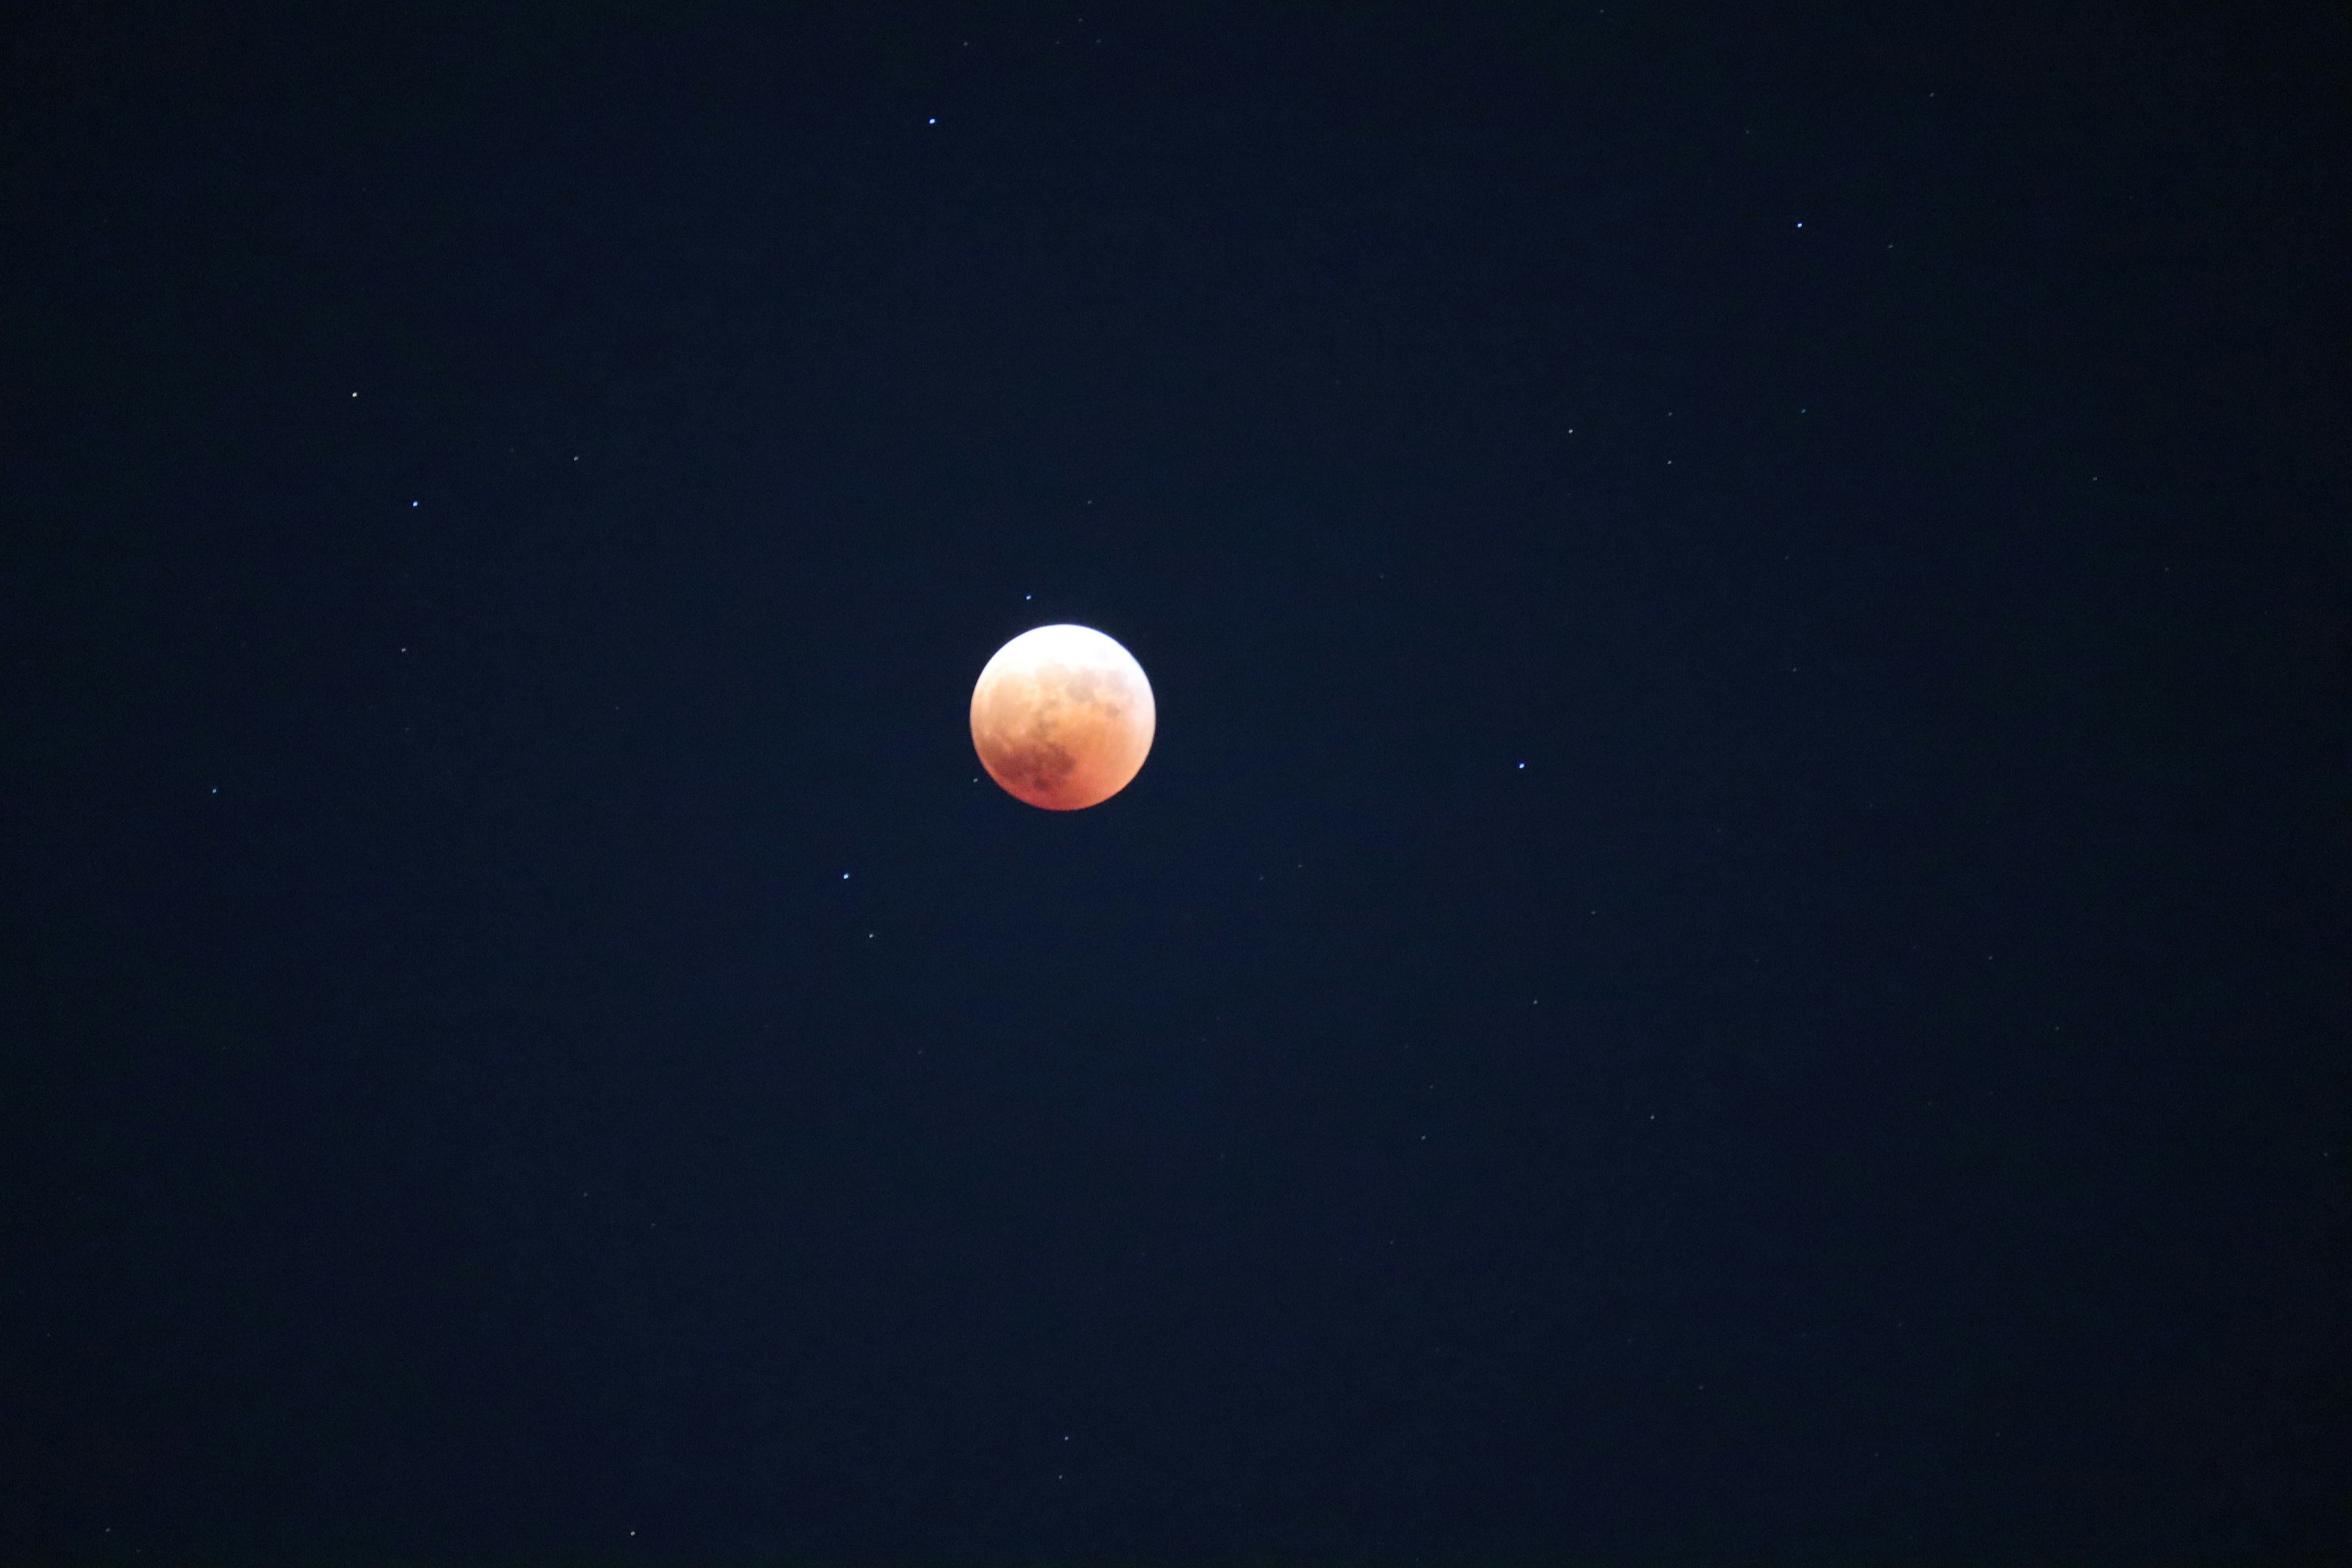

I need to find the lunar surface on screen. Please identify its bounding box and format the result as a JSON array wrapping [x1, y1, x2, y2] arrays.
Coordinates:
[[970, 624, 1155, 810]]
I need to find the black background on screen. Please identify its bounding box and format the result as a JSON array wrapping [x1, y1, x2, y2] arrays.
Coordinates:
[[5, 2, 2348, 1559]]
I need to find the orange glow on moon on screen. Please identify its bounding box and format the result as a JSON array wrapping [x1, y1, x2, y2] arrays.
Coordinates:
[[970, 624, 1155, 810]]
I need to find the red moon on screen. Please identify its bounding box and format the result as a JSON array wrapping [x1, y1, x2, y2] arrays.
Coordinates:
[[970, 624, 1155, 810]]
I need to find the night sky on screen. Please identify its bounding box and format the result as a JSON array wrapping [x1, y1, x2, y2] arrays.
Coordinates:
[[5, 3, 2348, 1560]]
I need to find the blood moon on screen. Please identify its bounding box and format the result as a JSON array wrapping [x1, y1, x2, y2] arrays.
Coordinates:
[[970, 624, 1155, 810]]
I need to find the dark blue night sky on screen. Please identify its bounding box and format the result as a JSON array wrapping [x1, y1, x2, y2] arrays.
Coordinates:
[[4, 2, 2347, 1559]]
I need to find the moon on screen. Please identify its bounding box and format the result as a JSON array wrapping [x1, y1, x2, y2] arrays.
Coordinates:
[[970, 624, 1155, 810]]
